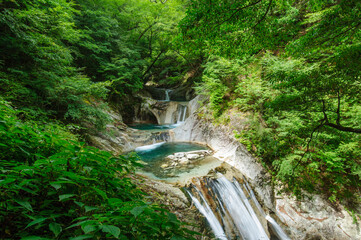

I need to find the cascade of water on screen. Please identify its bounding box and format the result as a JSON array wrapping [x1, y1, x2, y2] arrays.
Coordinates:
[[188, 175, 289, 240], [182, 105, 187, 121], [211, 177, 269, 240], [186, 189, 228, 240], [177, 105, 187, 123], [165, 89, 172, 101], [266, 215, 291, 240], [242, 179, 291, 240]]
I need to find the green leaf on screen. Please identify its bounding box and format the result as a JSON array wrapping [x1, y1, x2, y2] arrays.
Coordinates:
[[167, 212, 178, 223], [69, 235, 93, 240], [25, 217, 47, 229], [50, 183, 62, 190], [49, 222, 62, 237], [15, 199, 33, 212], [92, 187, 108, 200], [84, 206, 98, 212], [74, 201, 85, 208], [101, 225, 120, 238], [59, 194, 76, 201], [171, 236, 186, 240], [130, 206, 146, 218], [21, 236, 48, 240], [82, 224, 97, 234]]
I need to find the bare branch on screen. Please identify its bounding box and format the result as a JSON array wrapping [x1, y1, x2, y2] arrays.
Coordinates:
[[325, 122, 361, 133], [292, 120, 325, 173], [136, 22, 158, 43], [251, 0, 272, 29], [212, 0, 263, 30], [336, 90, 341, 125]]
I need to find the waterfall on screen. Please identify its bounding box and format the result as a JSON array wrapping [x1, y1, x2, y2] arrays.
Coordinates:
[[187, 175, 290, 240], [242, 179, 291, 240], [165, 89, 172, 101], [187, 189, 228, 240], [177, 105, 187, 123], [135, 142, 165, 152]]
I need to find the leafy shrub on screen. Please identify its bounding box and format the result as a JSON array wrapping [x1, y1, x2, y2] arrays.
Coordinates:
[[195, 56, 242, 117], [0, 101, 197, 239]]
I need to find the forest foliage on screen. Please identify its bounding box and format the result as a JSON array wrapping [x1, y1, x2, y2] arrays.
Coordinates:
[[0, 0, 196, 239], [183, 0, 361, 205]]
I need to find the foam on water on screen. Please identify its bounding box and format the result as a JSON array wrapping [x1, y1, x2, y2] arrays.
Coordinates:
[[135, 142, 165, 152]]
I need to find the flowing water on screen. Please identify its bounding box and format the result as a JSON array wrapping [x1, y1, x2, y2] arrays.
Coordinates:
[[187, 175, 290, 240], [129, 123, 179, 130], [177, 105, 187, 123], [165, 89, 172, 101]]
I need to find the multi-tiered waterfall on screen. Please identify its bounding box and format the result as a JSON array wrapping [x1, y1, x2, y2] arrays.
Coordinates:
[[133, 88, 189, 125]]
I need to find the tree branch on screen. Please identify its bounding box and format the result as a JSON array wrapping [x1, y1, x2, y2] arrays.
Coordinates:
[[212, 0, 263, 30], [136, 22, 157, 43], [318, 21, 361, 46], [325, 122, 361, 133], [292, 120, 325, 173], [336, 90, 341, 125], [322, 98, 361, 133], [251, 0, 272, 29], [142, 49, 167, 80]]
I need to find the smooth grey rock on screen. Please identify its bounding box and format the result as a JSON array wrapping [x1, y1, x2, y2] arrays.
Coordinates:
[[166, 155, 176, 160], [186, 153, 200, 160], [179, 157, 189, 164], [174, 152, 185, 158]]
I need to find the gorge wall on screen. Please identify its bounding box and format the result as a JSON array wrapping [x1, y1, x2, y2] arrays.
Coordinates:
[[171, 96, 361, 240]]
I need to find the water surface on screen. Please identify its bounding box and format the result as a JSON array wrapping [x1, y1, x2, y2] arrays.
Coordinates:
[[135, 142, 222, 182]]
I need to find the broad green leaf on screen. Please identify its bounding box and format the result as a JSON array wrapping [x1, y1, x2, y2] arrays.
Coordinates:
[[69, 235, 93, 240], [25, 217, 47, 229], [167, 212, 178, 223], [15, 199, 33, 212], [84, 206, 98, 212], [82, 224, 97, 234], [66, 220, 94, 229], [50, 183, 62, 190], [130, 206, 146, 218], [101, 225, 120, 238], [49, 222, 62, 237], [74, 201, 85, 207], [59, 194, 76, 201]]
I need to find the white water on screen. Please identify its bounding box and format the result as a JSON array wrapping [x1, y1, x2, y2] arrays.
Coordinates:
[[213, 177, 269, 240], [135, 142, 165, 152], [266, 215, 291, 240], [177, 105, 187, 123], [243, 179, 291, 240], [188, 175, 290, 240], [187, 189, 228, 240], [165, 89, 172, 101]]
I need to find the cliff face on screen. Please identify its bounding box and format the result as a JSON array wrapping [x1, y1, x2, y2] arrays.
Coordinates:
[[171, 96, 361, 240]]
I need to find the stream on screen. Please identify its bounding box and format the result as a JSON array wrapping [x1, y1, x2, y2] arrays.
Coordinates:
[[128, 88, 290, 240]]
